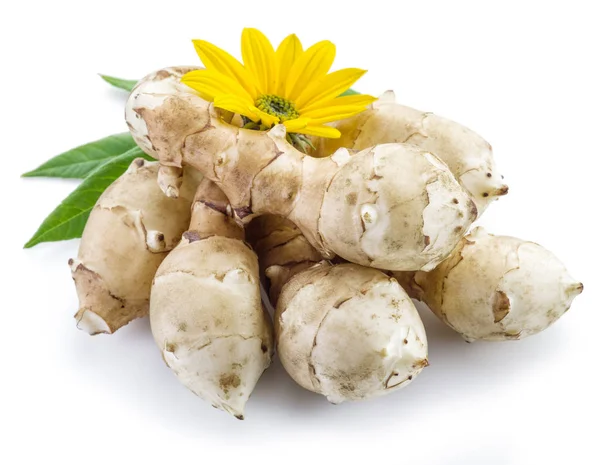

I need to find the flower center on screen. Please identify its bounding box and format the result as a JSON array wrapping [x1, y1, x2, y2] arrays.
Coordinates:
[[255, 95, 299, 121]]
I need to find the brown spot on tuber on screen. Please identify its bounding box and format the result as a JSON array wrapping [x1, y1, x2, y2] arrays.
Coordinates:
[[495, 185, 509, 196], [177, 322, 187, 332], [183, 231, 201, 242], [468, 200, 478, 218], [486, 173, 492, 178], [165, 342, 177, 353], [502, 331, 522, 340], [452, 198, 459, 204], [261, 344, 268, 353], [201, 200, 229, 215], [482, 192, 489, 198], [384, 372, 398, 388], [219, 373, 240, 394], [345, 192, 357, 205], [170, 66, 195, 76], [424, 235, 430, 247], [219, 373, 241, 394], [213, 273, 226, 282], [493, 290, 511, 323], [333, 296, 352, 309], [154, 70, 172, 80], [234, 206, 253, 219], [414, 359, 429, 369]]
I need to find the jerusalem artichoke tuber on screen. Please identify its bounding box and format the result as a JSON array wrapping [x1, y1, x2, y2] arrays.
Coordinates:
[[126, 67, 477, 272], [247, 215, 428, 404], [149, 179, 273, 419], [316, 91, 508, 215], [394, 227, 583, 341], [69, 158, 200, 335], [246, 214, 322, 303]]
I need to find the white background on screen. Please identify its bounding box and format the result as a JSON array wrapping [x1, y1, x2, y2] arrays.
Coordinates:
[[2, 1, 598, 464]]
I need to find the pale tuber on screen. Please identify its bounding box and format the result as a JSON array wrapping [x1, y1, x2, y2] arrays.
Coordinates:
[[394, 227, 583, 342], [246, 214, 326, 304], [126, 67, 477, 272], [69, 158, 200, 335], [150, 179, 273, 419], [317, 91, 508, 215], [247, 215, 428, 404]]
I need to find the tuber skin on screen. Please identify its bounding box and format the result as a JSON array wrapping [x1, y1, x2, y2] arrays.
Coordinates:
[[247, 215, 428, 404], [316, 91, 508, 215], [149, 179, 273, 419], [70, 158, 200, 335], [394, 227, 583, 342], [126, 67, 477, 272], [246, 214, 322, 304]]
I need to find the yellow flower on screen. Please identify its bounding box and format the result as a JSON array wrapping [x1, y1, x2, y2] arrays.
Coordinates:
[[182, 28, 376, 141]]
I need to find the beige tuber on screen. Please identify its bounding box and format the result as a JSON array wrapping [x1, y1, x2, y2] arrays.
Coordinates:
[[317, 91, 508, 215], [69, 158, 200, 335], [247, 215, 428, 404], [394, 227, 583, 342], [150, 179, 273, 419], [126, 67, 477, 272]]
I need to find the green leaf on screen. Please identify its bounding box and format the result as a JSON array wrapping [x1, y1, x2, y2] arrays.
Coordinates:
[[24, 147, 153, 249], [340, 88, 359, 97], [99, 74, 138, 92], [22, 133, 138, 179]]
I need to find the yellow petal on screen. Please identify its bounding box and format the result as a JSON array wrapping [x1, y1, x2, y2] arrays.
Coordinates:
[[301, 94, 377, 115], [182, 69, 254, 103], [192, 39, 259, 98], [295, 68, 367, 109], [241, 28, 277, 95], [308, 109, 372, 125], [276, 34, 303, 95], [283, 117, 310, 131], [300, 106, 367, 124], [285, 40, 335, 101], [214, 95, 260, 122], [253, 107, 280, 127], [292, 125, 341, 138]]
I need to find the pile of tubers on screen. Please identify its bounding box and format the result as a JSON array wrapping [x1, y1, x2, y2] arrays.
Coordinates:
[[70, 67, 583, 419]]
